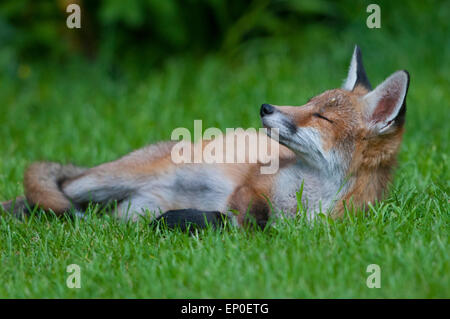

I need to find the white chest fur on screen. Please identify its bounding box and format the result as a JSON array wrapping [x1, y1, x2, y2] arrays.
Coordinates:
[[271, 161, 346, 219]]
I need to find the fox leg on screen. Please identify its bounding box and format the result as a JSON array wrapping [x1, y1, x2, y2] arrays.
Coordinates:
[[152, 185, 270, 230], [60, 142, 180, 218], [61, 171, 137, 207], [227, 185, 271, 229], [115, 193, 164, 221], [152, 209, 229, 231], [60, 164, 163, 221]]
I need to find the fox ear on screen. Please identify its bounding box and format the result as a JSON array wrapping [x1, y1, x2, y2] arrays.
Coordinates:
[[362, 70, 410, 134], [342, 45, 372, 91]]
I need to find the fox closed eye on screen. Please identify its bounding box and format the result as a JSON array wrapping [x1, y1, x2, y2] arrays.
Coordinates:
[[313, 113, 334, 123]]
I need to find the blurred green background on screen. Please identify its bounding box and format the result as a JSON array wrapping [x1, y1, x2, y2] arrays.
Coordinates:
[[0, 0, 447, 72]]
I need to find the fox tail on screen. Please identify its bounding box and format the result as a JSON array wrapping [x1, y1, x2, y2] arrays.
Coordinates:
[[1, 162, 87, 216]]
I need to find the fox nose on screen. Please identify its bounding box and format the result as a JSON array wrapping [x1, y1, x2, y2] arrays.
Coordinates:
[[260, 104, 274, 117]]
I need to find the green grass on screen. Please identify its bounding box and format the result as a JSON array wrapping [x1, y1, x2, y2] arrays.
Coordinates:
[[0, 6, 449, 298]]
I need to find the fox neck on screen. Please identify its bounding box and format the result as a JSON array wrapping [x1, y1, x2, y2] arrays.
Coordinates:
[[332, 131, 404, 217], [272, 155, 349, 219], [272, 139, 399, 218], [335, 165, 394, 217]]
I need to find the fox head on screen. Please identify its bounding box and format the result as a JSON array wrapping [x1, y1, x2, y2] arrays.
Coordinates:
[[261, 45, 410, 179]]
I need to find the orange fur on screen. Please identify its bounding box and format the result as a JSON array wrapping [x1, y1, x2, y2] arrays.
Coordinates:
[[1, 48, 409, 225]]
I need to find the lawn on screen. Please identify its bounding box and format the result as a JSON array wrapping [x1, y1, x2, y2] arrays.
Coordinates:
[[0, 5, 448, 298]]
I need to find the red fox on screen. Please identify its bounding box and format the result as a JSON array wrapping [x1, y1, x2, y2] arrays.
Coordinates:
[[1, 46, 409, 228]]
